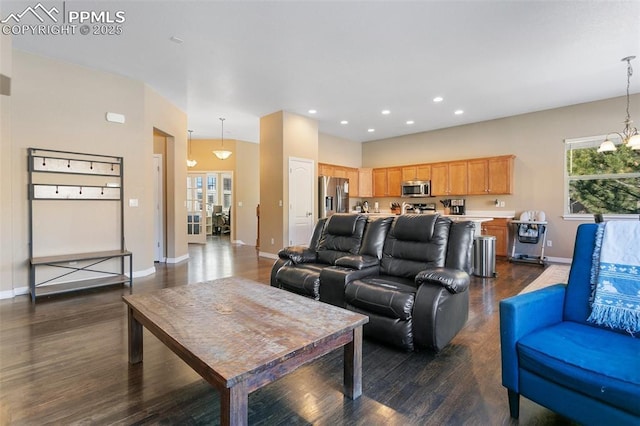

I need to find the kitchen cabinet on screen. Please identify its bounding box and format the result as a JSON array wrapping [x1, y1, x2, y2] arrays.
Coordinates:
[[482, 218, 509, 257], [346, 168, 359, 197], [467, 155, 515, 195], [358, 168, 373, 198], [318, 163, 334, 177], [333, 167, 347, 178], [402, 164, 431, 181], [431, 161, 468, 196], [373, 167, 402, 197]]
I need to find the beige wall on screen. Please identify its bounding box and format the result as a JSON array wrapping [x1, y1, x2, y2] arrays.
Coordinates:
[[259, 111, 318, 256], [144, 86, 188, 262], [3, 50, 188, 296], [235, 141, 260, 246], [259, 111, 285, 254], [0, 33, 12, 296], [319, 132, 362, 168], [186, 137, 260, 246], [363, 95, 640, 259]]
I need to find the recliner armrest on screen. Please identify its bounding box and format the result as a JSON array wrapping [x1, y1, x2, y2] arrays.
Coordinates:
[[499, 284, 566, 393], [415, 267, 470, 294], [278, 246, 317, 264], [334, 254, 379, 270]]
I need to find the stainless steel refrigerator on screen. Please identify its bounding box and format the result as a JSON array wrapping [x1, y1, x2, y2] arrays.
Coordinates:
[[319, 176, 349, 218]]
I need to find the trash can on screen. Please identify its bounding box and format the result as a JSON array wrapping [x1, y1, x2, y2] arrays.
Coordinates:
[[473, 235, 496, 277]]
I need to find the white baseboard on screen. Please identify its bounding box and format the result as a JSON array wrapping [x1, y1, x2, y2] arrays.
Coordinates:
[[232, 239, 245, 245], [258, 251, 278, 260], [132, 267, 156, 278], [546, 256, 572, 264], [166, 253, 189, 264], [0, 286, 29, 299]]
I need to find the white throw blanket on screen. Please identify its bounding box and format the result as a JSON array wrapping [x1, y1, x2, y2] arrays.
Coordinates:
[[588, 221, 640, 334]]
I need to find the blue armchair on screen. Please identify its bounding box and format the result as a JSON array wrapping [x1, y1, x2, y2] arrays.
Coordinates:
[[500, 223, 640, 425]]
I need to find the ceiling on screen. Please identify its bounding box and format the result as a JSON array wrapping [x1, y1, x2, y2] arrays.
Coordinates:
[[4, 1, 640, 143]]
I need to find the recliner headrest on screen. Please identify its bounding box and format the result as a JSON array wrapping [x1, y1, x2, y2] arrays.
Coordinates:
[[392, 214, 438, 242], [326, 214, 360, 236]]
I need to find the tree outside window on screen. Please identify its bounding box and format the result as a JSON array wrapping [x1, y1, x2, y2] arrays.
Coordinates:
[[565, 136, 640, 215]]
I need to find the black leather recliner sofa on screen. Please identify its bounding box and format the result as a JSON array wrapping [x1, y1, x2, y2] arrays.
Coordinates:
[[271, 213, 474, 352]]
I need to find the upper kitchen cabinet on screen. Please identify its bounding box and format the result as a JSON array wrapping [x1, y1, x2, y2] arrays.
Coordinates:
[[431, 161, 468, 196], [318, 163, 334, 177], [346, 167, 359, 197], [467, 155, 515, 195], [358, 168, 373, 198], [373, 167, 402, 197], [402, 164, 432, 182]]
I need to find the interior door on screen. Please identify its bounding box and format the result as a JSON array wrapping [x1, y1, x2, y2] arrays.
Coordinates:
[[288, 158, 314, 246], [187, 173, 207, 244]]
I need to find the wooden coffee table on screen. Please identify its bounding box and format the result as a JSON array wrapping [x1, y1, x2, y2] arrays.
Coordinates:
[[122, 277, 368, 425]]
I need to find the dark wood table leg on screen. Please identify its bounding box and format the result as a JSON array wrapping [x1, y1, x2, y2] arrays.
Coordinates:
[[220, 381, 248, 426], [344, 326, 363, 399], [128, 307, 143, 364]]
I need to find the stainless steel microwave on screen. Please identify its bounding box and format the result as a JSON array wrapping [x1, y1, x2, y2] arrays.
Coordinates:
[[401, 180, 431, 198]]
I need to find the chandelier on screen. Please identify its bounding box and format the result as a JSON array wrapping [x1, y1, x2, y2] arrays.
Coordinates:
[[186, 129, 197, 167], [213, 117, 232, 160], [598, 56, 640, 152]]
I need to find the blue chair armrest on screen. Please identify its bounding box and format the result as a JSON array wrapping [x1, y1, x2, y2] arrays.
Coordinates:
[[499, 284, 566, 392]]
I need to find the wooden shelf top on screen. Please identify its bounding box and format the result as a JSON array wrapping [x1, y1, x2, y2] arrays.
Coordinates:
[[31, 250, 132, 265]]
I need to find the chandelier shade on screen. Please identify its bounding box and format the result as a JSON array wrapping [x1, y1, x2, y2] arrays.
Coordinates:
[[213, 117, 232, 160], [598, 56, 640, 153]]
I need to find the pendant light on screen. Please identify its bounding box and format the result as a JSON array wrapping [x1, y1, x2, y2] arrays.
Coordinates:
[[598, 56, 640, 152], [186, 130, 197, 167], [213, 117, 232, 160]]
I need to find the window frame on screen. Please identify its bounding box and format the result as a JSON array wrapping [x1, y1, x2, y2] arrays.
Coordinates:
[[563, 134, 640, 220]]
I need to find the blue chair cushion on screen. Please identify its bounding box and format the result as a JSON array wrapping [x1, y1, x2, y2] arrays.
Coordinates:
[[517, 321, 640, 415]]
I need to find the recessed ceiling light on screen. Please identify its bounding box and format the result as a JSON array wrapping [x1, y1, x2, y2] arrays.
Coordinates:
[[368, 128, 375, 132], [406, 120, 415, 125], [340, 120, 349, 125], [169, 36, 184, 44], [454, 110, 464, 115], [381, 110, 391, 115], [308, 109, 317, 114], [433, 96, 443, 103]]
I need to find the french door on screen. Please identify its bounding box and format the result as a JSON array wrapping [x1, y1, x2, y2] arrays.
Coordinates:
[[187, 173, 206, 244]]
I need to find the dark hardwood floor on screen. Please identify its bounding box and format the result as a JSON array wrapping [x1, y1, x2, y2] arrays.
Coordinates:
[[0, 236, 573, 425]]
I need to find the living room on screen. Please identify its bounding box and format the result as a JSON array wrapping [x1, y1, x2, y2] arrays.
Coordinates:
[[1, 1, 639, 424]]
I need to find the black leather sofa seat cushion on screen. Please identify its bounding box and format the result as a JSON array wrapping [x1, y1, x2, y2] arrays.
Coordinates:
[[317, 214, 367, 265], [380, 215, 450, 278], [346, 276, 416, 321], [277, 263, 324, 299]]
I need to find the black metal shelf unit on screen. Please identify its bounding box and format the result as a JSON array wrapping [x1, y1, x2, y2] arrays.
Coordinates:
[[28, 148, 132, 302]]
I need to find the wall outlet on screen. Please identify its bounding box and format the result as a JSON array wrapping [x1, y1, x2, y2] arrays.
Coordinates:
[[499, 201, 505, 207], [271, 238, 275, 245], [547, 240, 553, 247]]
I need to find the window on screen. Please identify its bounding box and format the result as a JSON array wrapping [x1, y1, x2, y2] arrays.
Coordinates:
[[565, 135, 640, 215]]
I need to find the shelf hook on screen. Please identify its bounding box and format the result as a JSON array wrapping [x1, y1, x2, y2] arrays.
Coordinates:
[[79, 186, 82, 195], [42, 157, 46, 166], [90, 162, 94, 170], [101, 187, 104, 195], [55, 185, 59, 194], [67, 159, 71, 168]]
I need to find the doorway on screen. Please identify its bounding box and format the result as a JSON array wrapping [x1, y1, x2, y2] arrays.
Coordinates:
[[187, 171, 233, 244], [152, 129, 170, 262]]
